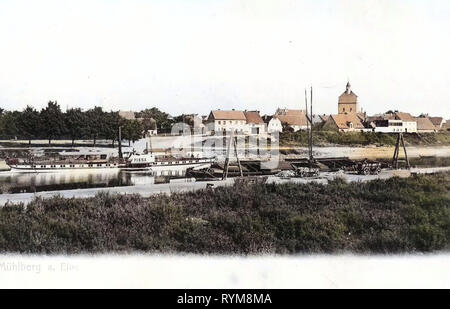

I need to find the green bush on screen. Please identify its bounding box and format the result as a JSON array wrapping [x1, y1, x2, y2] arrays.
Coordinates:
[[0, 172, 449, 254]]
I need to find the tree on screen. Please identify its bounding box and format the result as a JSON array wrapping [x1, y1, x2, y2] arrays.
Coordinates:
[[137, 108, 173, 132], [103, 111, 121, 147], [86, 106, 105, 147], [65, 108, 88, 147], [0, 111, 19, 139], [17, 106, 40, 145], [122, 119, 143, 146], [141, 117, 157, 134], [40, 101, 65, 145]]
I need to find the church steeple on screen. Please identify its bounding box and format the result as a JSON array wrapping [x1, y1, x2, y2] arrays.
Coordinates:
[[346, 81, 351, 94], [338, 80, 358, 114]]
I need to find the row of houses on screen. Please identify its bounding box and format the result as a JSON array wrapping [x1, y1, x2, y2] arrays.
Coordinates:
[[203, 109, 447, 135], [322, 111, 445, 133], [119, 107, 448, 136], [320, 82, 444, 133], [119, 82, 449, 136], [205, 108, 313, 134], [204, 82, 448, 134]]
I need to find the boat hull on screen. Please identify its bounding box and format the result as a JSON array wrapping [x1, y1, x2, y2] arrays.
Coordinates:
[[125, 160, 214, 177], [8, 163, 122, 173]]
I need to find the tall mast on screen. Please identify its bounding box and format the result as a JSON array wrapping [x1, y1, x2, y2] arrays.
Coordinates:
[[310, 86, 313, 162], [304, 87, 313, 165], [118, 126, 123, 160], [305, 88, 309, 137]]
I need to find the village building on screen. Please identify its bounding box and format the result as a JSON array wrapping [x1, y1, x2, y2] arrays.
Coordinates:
[[262, 115, 283, 133], [139, 117, 158, 136], [274, 108, 308, 132], [182, 114, 205, 135], [338, 81, 359, 114], [322, 82, 369, 132], [373, 118, 404, 133], [319, 114, 329, 123], [312, 114, 326, 125], [118, 110, 136, 120], [322, 113, 365, 132], [206, 109, 247, 134], [416, 117, 437, 133], [364, 114, 383, 129], [444, 120, 450, 131], [368, 112, 417, 133], [244, 111, 265, 134], [392, 112, 417, 133], [119, 110, 158, 136], [429, 117, 445, 131]]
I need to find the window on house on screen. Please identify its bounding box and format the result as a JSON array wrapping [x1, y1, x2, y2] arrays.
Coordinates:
[[343, 108, 346, 112], [350, 108, 352, 112]]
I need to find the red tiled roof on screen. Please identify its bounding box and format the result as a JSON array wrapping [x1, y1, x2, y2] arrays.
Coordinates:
[[395, 112, 415, 122], [319, 114, 330, 122], [338, 91, 358, 104], [209, 110, 246, 120], [274, 109, 307, 126], [244, 111, 264, 124], [415, 117, 436, 131], [330, 114, 365, 130], [429, 117, 444, 127]]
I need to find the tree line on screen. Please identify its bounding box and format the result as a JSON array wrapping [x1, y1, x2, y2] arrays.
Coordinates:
[[0, 101, 175, 146]]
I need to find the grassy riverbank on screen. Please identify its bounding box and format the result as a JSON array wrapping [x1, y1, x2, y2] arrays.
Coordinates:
[[0, 172, 449, 254], [280, 131, 450, 147]]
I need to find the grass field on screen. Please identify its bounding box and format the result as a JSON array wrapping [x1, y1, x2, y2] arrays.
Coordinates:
[[0, 172, 448, 254]]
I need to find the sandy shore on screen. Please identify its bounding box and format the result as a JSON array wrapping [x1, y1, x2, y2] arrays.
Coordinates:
[[308, 145, 450, 160]]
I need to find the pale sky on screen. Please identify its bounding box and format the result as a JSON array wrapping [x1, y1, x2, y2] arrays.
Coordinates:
[[0, 0, 449, 118]]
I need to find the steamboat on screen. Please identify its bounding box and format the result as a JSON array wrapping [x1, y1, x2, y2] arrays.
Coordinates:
[[124, 152, 216, 177], [6, 149, 121, 172], [6, 149, 215, 175]]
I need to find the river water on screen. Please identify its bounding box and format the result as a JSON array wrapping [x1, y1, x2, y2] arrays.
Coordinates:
[[0, 169, 168, 194], [1, 154, 450, 194]]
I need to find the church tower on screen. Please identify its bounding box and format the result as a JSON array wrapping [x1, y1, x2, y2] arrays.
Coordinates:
[[338, 81, 358, 114]]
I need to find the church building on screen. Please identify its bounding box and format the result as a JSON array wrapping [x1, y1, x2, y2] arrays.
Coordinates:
[[338, 81, 358, 114]]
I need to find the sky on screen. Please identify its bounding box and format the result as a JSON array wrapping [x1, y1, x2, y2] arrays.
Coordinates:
[[0, 0, 449, 118]]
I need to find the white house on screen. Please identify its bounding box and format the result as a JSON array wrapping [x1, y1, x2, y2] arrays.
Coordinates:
[[373, 119, 404, 133], [262, 115, 283, 133], [369, 112, 417, 133], [206, 110, 248, 134], [393, 112, 417, 133], [244, 111, 265, 134]]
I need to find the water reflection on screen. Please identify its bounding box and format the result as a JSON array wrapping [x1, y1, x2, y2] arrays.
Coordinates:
[[0, 169, 171, 193]]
